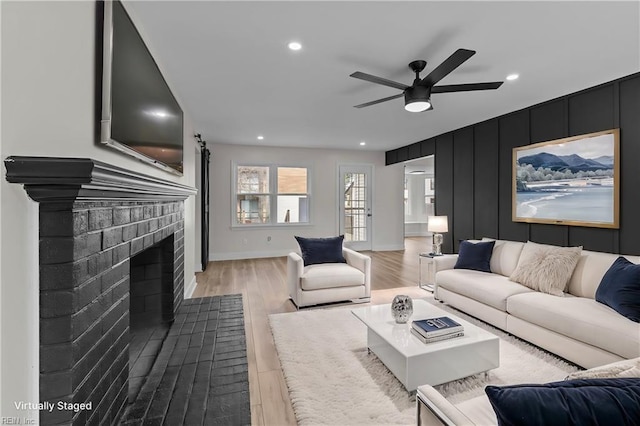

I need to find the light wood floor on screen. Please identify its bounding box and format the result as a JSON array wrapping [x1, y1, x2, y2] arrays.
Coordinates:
[[193, 237, 431, 425]]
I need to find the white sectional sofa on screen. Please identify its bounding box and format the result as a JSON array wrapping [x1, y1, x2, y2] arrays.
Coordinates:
[[416, 357, 640, 426], [417, 240, 640, 425], [433, 239, 640, 369]]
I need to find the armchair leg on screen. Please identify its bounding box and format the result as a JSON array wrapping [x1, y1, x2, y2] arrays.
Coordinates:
[[289, 298, 301, 310]]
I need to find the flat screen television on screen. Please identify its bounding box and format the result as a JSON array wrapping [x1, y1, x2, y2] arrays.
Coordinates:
[[99, 0, 184, 175]]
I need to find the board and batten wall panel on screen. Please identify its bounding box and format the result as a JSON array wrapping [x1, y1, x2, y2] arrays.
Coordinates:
[[619, 76, 640, 255], [452, 127, 475, 251], [435, 133, 454, 253], [386, 72, 640, 255], [473, 120, 499, 240], [498, 110, 530, 242]]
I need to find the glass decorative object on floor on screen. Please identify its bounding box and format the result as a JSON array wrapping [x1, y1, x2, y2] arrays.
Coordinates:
[[391, 295, 413, 324]]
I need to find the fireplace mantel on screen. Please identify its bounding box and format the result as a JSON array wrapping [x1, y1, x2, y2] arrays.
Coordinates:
[[5, 156, 196, 202]]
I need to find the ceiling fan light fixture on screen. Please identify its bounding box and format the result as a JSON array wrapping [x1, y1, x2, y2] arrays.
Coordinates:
[[404, 100, 431, 113], [404, 86, 431, 112]]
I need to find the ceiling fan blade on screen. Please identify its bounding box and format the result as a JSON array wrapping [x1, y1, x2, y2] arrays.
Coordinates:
[[350, 71, 409, 91], [419, 48, 475, 87], [354, 93, 404, 108], [431, 82, 504, 93]]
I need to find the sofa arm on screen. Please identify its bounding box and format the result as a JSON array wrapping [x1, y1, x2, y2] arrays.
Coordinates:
[[417, 385, 475, 426], [287, 252, 304, 305], [343, 247, 371, 297], [433, 254, 458, 273]]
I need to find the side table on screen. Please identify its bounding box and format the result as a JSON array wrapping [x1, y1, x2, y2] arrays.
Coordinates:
[[419, 253, 456, 293]]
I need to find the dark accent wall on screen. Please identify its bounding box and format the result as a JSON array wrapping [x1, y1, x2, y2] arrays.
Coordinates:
[[387, 72, 640, 254]]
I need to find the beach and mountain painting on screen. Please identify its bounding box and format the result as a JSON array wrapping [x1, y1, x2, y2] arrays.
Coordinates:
[[512, 129, 619, 228]]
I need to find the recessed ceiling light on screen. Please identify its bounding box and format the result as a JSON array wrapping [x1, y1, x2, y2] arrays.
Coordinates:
[[257, 135, 264, 140], [506, 74, 519, 81], [360, 141, 366, 146], [288, 41, 302, 51]]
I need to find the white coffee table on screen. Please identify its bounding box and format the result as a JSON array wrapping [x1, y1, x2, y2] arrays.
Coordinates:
[[351, 299, 499, 391]]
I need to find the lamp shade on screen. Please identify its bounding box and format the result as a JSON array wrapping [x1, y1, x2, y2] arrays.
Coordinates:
[[427, 216, 448, 233]]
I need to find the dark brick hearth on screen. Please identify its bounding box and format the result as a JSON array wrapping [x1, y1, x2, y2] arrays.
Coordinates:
[[5, 157, 197, 426], [122, 295, 250, 426]]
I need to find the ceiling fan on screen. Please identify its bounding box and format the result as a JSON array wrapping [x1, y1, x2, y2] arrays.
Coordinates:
[[350, 48, 503, 112]]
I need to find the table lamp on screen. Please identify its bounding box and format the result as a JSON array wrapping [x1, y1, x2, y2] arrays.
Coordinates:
[[427, 215, 448, 256]]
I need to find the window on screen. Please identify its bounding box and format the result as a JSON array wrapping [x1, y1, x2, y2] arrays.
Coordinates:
[[425, 178, 434, 206], [234, 164, 310, 226]]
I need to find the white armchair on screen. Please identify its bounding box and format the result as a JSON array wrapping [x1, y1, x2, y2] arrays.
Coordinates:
[[287, 247, 371, 308]]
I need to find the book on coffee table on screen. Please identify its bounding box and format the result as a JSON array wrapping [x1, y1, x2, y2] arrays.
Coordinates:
[[412, 316, 463, 338], [410, 328, 464, 344]]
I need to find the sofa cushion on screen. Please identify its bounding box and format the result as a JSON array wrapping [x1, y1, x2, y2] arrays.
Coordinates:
[[454, 240, 495, 272], [485, 378, 640, 426], [455, 395, 497, 426], [436, 269, 533, 312], [567, 250, 640, 299], [509, 241, 582, 296], [482, 239, 525, 277], [596, 256, 640, 322], [300, 263, 364, 291], [295, 235, 346, 266], [507, 292, 640, 359]]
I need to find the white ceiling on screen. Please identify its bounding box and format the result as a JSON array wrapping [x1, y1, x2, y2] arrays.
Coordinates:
[[125, 1, 640, 152]]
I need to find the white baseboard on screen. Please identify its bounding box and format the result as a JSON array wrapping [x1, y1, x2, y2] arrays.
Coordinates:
[[210, 249, 291, 261], [184, 275, 197, 299], [372, 243, 406, 251]]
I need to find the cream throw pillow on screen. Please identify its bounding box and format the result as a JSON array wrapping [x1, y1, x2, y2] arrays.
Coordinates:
[[566, 358, 640, 380], [509, 241, 582, 296]]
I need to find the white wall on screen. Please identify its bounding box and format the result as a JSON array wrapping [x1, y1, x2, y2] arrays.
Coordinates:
[[404, 174, 435, 236], [209, 143, 405, 260], [0, 1, 197, 418]]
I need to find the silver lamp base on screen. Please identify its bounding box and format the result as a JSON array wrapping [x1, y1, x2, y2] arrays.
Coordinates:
[[432, 233, 443, 256]]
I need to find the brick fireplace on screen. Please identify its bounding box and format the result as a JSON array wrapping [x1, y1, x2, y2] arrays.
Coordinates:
[[5, 157, 196, 426]]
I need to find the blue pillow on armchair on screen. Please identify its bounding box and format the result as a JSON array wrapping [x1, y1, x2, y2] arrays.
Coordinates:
[[485, 378, 640, 426], [454, 240, 495, 272], [596, 256, 640, 322], [295, 235, 346, 266]]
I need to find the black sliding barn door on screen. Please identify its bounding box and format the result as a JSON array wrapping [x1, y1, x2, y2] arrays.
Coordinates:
[[201, 147, 210, 271]]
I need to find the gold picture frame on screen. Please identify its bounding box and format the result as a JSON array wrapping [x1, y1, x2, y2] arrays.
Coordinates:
[[512, 129, 620, 229]]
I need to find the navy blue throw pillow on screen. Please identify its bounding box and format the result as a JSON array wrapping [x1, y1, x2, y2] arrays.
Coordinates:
[[294, 235, 346, 266], [454, 240, 495, 272], [596, 256, 640, 323], [485, 378, 640, 426]]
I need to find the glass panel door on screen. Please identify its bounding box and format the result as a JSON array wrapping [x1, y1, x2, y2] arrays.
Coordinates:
[[339, 165, 373, 251]]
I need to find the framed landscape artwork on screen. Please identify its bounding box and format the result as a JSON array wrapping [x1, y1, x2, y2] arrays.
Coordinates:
[[512, 129, 620, 229]]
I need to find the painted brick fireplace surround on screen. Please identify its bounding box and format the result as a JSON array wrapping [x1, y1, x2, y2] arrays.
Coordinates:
[[5, 157, 196, 425]]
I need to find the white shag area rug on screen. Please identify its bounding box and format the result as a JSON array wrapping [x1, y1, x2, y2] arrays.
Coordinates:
[[269, 300, 580, 425]]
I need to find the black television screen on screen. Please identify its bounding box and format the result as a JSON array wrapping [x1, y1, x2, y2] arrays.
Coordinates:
[[100, 0, 184, 174]]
